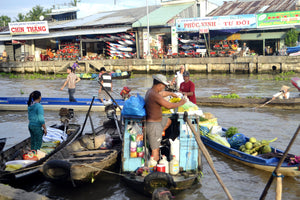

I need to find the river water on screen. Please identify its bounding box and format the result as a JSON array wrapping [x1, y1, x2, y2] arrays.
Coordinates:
[[0, 73, 300, 200]]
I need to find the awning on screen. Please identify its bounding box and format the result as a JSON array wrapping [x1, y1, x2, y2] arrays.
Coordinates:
[[0, 26, 131, 41]]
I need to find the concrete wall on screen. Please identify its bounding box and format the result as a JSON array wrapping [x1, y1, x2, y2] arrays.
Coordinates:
[[0, 56, 300, 74]]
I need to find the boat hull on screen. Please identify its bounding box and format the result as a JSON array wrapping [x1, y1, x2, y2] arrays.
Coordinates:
[[0, 97, 124, 111], [200, 132, 300, 177], [0, 124, 81, 184]]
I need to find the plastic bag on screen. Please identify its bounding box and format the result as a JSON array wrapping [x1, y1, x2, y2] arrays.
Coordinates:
[[227, 133, 246, 150], [121, 94, 146, 116]]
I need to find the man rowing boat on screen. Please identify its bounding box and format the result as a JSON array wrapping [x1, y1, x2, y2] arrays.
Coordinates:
[[272, 85, 290, 100]]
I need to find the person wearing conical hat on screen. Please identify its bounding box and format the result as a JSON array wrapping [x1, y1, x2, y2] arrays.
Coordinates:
[[272, 85, 290, 100]]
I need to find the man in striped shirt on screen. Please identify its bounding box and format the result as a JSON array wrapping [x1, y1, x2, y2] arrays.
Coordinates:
[[98, 67, 112, 103]]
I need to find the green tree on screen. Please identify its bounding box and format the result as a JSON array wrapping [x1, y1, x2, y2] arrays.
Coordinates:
[[284, 29, 298, 47], [26, 5, 49, 21], [0, 15, 11, 26], [71, 0, 81, 6], [15, 13, 27, 22]]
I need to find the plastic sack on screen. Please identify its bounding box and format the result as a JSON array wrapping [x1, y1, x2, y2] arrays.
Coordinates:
[[227, 133, 246, 150], [121, 94, 146, 116]]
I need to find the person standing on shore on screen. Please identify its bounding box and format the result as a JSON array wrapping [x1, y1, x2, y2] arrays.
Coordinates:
[[98, 67, 112, 103], [179, 71, 196, 104], [27, 91, 47, 150], [60, 67, 81, 102], [145, 74, 186, 161]]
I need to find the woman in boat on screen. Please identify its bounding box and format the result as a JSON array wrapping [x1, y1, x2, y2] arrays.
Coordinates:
[[27, 90, 47, 150], [145, 74, 186, 161], [272, 85, 290, 100]]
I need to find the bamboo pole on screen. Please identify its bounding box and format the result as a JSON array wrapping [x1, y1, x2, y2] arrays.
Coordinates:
[[276, 173, 282, 200], [183, 112, 233, 200], [260, 124, 300, 200]]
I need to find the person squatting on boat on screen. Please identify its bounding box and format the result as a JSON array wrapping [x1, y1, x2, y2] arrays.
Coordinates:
[[60, 67, 81, 102], [145, 74, 186, 161], [27, 90, 47, 150], [71, 60, 80, 72], [98, 67, 113, 103], [179, 71, 197, 104], [272, 85, 290, 100]]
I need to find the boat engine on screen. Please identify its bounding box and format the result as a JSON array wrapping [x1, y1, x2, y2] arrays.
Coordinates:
[[59, 108, 74, 124]]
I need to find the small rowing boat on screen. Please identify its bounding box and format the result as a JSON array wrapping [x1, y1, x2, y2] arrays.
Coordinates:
[[0, 97, 124, 112], [200, 127, 300, 177], [291, 77, 300, 91], [196, 97, 300, 109], [76, 71, 131, 80]]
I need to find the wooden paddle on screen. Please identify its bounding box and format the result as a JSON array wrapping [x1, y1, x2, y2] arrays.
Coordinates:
[[183, 112, 233, 200], [97, 80, 122, 111], [259, 124, 300, 200]]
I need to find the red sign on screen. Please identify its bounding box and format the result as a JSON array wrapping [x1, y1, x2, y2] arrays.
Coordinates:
[[8, 21, 49, 35]]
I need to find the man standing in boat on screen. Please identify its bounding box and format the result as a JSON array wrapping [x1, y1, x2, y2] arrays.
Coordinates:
[[179, 71, 196, 104], [98, 67, 112, 103], [60, 67, 81, 102], [145, 74, 186, 161]]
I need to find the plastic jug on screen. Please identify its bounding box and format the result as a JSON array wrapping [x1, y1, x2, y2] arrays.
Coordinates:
[[159, 155, 169, 173], [169, 155, 179, 175], [169, 138, 180, 160], [148, 155, 157, 171]]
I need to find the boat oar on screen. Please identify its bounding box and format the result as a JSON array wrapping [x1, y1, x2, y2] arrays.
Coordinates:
[[97, 80, 122, 111], [259, 124, 300, 200], [183, 112, 233, 200], [254, 98, 275, 110], [67, 96, 95, 146]]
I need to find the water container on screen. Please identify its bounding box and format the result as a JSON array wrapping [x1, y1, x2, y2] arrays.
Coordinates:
[[148, 155, 157, 172], [159, 155, 169, 173], [169, 155, 179, 175], [169, 138, 180, 160]]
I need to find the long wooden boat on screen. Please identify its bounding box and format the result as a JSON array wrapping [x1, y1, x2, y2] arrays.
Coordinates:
[[200, 128, 300, 177], [0, 97, 124, 112], [291, 77, 300, 91], [196, 97, 300, 109], [41, 119, 123, 184], [0, 123, 81, 184], [121, 114, 202, 196], [76, 71, 131, 80], [0, 138, 6, 152]]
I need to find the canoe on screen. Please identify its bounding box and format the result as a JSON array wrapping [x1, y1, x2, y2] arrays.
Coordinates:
[[196, 97, 300, 109], [200, 128, 300, 177], [121, 114, 202, 196], [41, 119, 123, 184], [0, 97, 124, 112], [76, 71, 131, 80], [0, 123, 81, 184], [291, 77, 300, 91], [0, 138, 6, 152]]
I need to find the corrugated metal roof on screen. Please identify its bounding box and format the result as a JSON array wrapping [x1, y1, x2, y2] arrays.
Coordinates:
[[208, 0, 297, 16], [132, 3, 193, 27], [0, 26, 131, 41], [49, 5, 160, 29]]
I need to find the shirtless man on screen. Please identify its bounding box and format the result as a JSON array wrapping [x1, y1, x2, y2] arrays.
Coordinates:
[[145, 74, 186, 161]]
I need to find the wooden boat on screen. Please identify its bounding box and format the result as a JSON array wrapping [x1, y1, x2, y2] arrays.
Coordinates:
[[120, 114, 202, 196], [76, 71, 131, 80], [0, 97, 124, 112], [0, 123, 81, 184], [196, 97, 300, 109], [0, 138, 6, 152], [200, 128, 300, 177], [41, 114, 123, 184]]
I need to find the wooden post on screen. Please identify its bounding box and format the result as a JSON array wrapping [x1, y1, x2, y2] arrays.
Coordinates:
[[276, 173, 282, 200]]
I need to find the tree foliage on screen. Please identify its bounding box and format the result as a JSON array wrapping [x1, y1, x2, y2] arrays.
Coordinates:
[[284, 29, 299, 47], [0, 15, 11, 27]]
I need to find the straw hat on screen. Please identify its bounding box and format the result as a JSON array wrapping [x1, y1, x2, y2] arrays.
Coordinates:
[[281, 85, 290, 91], [153, 74, 169, 86]]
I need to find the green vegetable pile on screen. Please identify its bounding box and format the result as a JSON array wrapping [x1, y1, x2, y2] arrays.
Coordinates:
[[210, 93, 240, 99], [239, 137, 277, 156], [225, 127, 238, 138]]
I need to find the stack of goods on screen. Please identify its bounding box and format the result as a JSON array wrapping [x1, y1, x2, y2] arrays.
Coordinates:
[[57, 42, 80, 60], [128, 123, 144, 158]]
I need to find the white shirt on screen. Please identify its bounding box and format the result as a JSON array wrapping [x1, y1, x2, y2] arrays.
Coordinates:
[[175, 71, 184, 90], [273, 92, 290, 99]]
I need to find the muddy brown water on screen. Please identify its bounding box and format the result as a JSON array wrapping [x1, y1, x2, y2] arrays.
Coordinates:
[[0, 73, 299, 200]]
